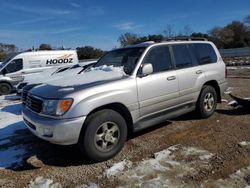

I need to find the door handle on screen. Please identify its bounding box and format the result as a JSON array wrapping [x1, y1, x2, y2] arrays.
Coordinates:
[[196, 70, 203, 74], [167, 76, 176, 81]]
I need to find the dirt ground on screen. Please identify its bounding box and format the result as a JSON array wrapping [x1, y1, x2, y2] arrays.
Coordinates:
[[0, 71, 250, 187]]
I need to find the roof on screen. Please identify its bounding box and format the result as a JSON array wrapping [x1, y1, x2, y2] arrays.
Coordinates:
[[17, 50, 76, 57]]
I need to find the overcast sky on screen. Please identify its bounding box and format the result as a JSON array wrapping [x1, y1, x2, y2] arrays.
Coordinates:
[[0, 0, 249, 51]]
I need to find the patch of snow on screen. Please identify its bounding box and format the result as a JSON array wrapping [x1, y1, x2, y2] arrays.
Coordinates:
[[28, 176, 62, 188], [221, 99, 228, 103], [107, 145, 215, 187], [227, 66, 238, 70], [199, 154, 214, 160], [183, 146, 214, 160], [0, 111, 22, 129], [139, 158, 170, 172], [141, 180, 164, 188], [239, 141, 250, 146], [103, 159, 132, 177], [75, 183, 100, 188], [25, 66, 83, 85], [0, 120, 26, 168], [47, 65, 126, 87], [0, 94, 20, 107], [0, 96, 27, 169], [203, 166, 250, 188], [228, 100, 237, 105], [224, 87, 234, 94]]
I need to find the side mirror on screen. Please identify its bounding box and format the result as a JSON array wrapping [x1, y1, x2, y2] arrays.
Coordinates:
[[142, 63, 153, 76]]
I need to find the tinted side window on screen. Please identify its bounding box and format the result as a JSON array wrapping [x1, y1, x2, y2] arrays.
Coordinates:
[[172, 44, 193, 69], [143, 45, 172, 73], [194, 43, 217, 65], [5, 59, 23, 73]]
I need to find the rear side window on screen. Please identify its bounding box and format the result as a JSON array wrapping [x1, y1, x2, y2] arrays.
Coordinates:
[[172, 44, 193, 69], [194, 43, 217, 65], [5, 59, 23, 73], [143, 45, 172, 73]]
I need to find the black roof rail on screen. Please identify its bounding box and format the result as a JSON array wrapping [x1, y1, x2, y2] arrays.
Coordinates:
[[164, 37, 208, 41]]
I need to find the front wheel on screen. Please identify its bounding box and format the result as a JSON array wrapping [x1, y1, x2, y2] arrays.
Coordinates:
[[0, 83, 12, 95], [197, 85, 217, 118], [78, 109, 127, 162]]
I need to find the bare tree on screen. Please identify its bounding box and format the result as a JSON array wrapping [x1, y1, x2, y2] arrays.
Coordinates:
[[182, 25, 192, 36], [0, 43, 17, 54], [0, 43, 18, 61], [118, 33, 138, 47], [163, 24, 175, 38]]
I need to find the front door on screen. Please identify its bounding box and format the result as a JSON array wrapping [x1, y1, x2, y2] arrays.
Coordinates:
[[3, 58, 24, 82], [136, 45, 179, 117]]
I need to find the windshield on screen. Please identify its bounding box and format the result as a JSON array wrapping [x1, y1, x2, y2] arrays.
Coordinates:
[[94, 47, 145, 75], [0, 53, 19, 69]]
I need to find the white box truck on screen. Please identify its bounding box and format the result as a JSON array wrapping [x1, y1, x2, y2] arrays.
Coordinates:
[[0, 50, 79, 95]]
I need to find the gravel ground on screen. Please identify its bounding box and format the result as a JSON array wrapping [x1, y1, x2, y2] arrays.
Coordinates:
[[0, 75, 250, 187]]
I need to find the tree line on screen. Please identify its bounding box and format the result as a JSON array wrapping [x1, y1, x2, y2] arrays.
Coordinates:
[[0, 43, 105, 61], [1, 15, 249, 62], [118, 15, 250, 49]]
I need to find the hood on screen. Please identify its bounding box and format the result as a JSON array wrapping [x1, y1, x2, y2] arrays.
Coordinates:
[[30, 65, 127, 98], [45, 65, 126, 87]]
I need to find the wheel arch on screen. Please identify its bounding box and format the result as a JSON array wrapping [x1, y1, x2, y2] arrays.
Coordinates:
[[83, 102, 134, 135], [0, 81, 12, 86], [202, 80, 221, 103]]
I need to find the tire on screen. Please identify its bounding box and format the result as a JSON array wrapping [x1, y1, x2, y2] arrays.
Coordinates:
[[197, 85, 217, 118], [78, 109, 127, 162], [0, 83, 12, 95]]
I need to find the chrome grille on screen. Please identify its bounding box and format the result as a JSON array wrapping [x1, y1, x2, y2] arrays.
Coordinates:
[[26, 95, 43, 113], [21, 90, 28, 104]]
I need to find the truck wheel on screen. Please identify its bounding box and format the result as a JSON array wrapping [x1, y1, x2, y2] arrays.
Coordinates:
[[78, 109, 127, 162], [197, 85, 217, 118], [0, 83, 12, 95]]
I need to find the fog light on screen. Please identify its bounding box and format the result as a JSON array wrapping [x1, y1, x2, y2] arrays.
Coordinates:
[[38, 127, 53, 137], [43, 128, 53, 137]]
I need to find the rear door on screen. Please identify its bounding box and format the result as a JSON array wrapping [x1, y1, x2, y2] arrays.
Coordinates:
[[136, 45, 179, 117], [171, 44, 205, 104], [193, 43, 225, 82]]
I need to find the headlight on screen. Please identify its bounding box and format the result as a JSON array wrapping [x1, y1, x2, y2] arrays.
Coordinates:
[[42, 99, 73, 116]]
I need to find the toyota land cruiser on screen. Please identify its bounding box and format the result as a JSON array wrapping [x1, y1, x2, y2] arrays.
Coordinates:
[[22, 39, 228, 162]]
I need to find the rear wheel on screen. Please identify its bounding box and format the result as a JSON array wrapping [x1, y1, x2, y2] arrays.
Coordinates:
[[0, 83, 12, 95], [78, 109, 127, 162], [197, 85, 217, 118]]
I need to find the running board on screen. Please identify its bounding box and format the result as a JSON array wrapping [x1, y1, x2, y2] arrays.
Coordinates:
[[133, 104, 195, 132]]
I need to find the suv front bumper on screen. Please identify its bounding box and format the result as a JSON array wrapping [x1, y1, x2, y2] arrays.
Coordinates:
[[22, 107, 86, 145]]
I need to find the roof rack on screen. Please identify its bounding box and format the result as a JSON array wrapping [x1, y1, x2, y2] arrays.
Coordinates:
[[165, 37, 208, 41], [137, 41, 155, 45]]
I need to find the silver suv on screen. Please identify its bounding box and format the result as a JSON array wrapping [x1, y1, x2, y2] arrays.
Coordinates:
[[22, 39, 228, 162]]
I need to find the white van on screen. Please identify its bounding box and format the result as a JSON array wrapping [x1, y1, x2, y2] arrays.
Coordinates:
[[0, 50, 78, 95]]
